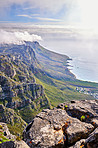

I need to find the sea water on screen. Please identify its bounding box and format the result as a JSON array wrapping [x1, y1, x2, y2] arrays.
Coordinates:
[[40, 31, 98, 83]]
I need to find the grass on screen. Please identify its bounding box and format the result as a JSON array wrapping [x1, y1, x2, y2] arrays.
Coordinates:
[[35, 77, 94, 107], [0, 131, 13, 144], [7, 123, 26, 137]]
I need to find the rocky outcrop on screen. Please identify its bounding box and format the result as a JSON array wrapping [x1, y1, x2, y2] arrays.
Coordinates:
[[0, 122, 16, 140], [23, 100, 98, 148], [69, 128, 98, 148], [0, 54, 48, 110], [0, 105, 27, 136], [23, 109, 94, 147], [0, 122, 30, 148], [57, 100, 98, 127], [85, 127, 98, 148]]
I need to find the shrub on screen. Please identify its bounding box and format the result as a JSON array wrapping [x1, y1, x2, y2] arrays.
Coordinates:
[[65, 105, 68, 108], [81, 115, 85, 121]]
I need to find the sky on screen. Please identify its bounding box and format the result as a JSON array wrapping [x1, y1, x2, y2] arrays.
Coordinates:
[[0, 0, 98, 31]]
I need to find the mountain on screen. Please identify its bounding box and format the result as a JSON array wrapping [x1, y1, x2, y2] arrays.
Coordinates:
[[26, 41, 75, 80], [0, 41, 98, 136]]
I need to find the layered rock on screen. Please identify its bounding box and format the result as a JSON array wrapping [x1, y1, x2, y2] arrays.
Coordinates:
[[70, 128, 98, 148], [23, 100, 98, 148], [57, 99, 98, 127], [23, 108, 94, 147], [0, 54, 49, 111], [0, 104, 27, 135]]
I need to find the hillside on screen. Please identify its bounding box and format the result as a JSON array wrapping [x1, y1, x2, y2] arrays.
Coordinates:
[[0, 41, 98, 136]]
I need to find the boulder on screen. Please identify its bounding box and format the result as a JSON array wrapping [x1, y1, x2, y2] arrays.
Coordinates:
[[23, 108, 94, 147]]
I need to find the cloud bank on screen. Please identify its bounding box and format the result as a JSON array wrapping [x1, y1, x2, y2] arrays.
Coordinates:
[[0, 30, 42, 44]]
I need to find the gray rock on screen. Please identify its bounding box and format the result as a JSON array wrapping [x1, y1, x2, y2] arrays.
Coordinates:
[[0, 122, 16, 140], [0, 140, 30, 148], [23, 108, 94, 148], [85, 128, 98, 148], [58, 100, 98, 124], [69, 139, 85, 148]]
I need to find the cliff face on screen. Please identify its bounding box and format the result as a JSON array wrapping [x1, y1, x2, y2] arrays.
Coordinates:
[[23, 100, 98, 148], [0, 45, 50, 124], [27, 41, 75, 80]]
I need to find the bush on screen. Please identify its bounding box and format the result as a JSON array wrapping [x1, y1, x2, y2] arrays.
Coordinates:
[[81, 115, 85, 121], [65, 105, 68, 108], [16, 136, 21, 141]]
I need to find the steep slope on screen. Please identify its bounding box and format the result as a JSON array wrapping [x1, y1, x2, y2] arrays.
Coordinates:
[[27, 41, 75, 80], [0, 47, 51, 124], [0, 104, 27, 136]]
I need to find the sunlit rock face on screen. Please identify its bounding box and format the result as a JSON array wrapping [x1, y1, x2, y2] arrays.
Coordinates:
[[23, 99, 98, 148]]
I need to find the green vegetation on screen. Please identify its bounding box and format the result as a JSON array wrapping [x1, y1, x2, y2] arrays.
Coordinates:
[[81, 115, 85, 121], [35, 77, 94, 107], [0, 127, 13, 144], [7, 123, 25, 137], [0, 132, 9, 143], [19, 95, 50, 123]]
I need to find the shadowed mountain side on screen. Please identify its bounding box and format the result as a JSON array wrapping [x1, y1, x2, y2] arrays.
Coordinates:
[[26, 41, 75, 80]]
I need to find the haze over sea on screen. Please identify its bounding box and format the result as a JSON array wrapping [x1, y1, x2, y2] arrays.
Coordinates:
[[38, 27, 98, 83]]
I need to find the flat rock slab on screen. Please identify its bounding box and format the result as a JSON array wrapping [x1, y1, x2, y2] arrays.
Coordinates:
[[23, 108, 94, 148]]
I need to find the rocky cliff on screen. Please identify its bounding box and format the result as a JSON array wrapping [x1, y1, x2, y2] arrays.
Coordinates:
[[0, 43, 51, 136], [26, 41, 75, 80], [23, 100, 98, 148], [0, 53, 50, 123]]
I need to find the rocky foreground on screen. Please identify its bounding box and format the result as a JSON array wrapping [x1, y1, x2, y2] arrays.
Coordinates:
[[23, 100, 98, 148], [0, 100, 98, 148]]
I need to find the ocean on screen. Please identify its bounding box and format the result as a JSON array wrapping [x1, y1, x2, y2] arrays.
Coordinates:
[[39, 30, 98, 83]]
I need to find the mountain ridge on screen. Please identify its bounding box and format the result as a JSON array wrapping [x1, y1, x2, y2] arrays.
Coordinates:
[[0, 41, 98, 137]]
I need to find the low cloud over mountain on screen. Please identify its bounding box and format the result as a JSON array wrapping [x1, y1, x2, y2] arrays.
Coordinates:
[[0, 30, 42, 44]]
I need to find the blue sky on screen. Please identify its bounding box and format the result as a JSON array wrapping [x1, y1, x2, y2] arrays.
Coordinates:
[[0, 0, 98, 30], [0, 0, 80, 24]]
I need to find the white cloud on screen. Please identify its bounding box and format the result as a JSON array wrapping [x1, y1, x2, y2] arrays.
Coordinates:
[[34, 17, 62, 22], [17, 14, 62, 22], [17, 14, 32, 19], [0, 30, 42, 44]]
